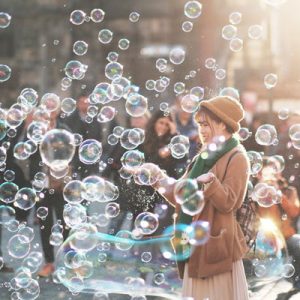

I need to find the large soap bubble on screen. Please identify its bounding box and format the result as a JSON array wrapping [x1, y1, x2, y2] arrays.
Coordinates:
[[79, 139, 103, 165], [39, 129, 75, 172]]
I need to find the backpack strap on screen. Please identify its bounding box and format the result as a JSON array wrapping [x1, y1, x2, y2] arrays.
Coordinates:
[[221, 150, 240, 182]]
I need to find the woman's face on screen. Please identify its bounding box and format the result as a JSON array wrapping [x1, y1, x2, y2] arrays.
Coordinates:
[[155, 117, 170, 136]]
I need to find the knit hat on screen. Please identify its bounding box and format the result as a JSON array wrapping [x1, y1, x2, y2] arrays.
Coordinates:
[[199, 96, 244, 132]]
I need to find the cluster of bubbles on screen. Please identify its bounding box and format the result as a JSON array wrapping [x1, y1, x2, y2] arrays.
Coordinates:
[[255, 124, 278, 146], [204, 57, 227, 81], [70, 9, 105, 25], [169, 135, 190, 159]]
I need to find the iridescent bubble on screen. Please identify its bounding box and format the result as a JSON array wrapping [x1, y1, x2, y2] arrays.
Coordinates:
[[134, 163, 162, 186], [115, 230, 134, 251], [107, 52, 119, 62], [79, 139, 102, 165], [113, 126, 124, 137], [87, 105, 98, 118], [15, 187, 38, 211], [18, 226, 34, 243], [50, 232, 63, 246], [181, 191, 205, 216], [107, 134, 119, 146], [215, 68, 226, 80], [254, 263, 267, 277], [205, 57, 216, 69], [0, 12, 11, 29], [252, 183, 279, 207], [97, 106, 116, 123], [41, 93, 60, 112], [6, 107, 24, 128], [141, 252, 152, 263], [174, 179, 198, 204], [13, 142, 31, 160], [125, 93, 148, 117], [61, 97, 76, 115], [170, 135, 190, 159], [26, 121, 48, 144], [219, 87, 240, 100], [63, 203, 87, 228], [247, 151, 263, 175], [73, 40, 88, 56], [255, 124, 278, 146], [238, 127, 252, 141], [118, 39, 130, 50], [229, 38, 243, 52], [229, 12, 242, 25], [40, 129, 75, 172], [0, 205, 15, 224], [105, 202, 120, 218], [129, 12, 140, 23], [0, 64, 11, 82], [222, 25, 237, 40], [36, 207, 48, 220], [121, 150, 145, 168], [169, 47, 186, 65], [145, 80, 155, 91], [135, 212, 159, 235], [153, 273, 165, 285], [105, 62, 123, 80], [64, 60, 88, 80], [174, 82, 185, 94], [8, 235, 30, 259], [289, 124, 300, 149], [19, 88, 39, 107], [82, 176, 106, 202], [248, 25, 263, 40], [264, 73, 278, 89], [278, 108, 289, 120], [182, 21, 193, 32], [63, 180, 85, 204], [190, 86, 204, 101], [282, 264, 295, 278], [156, 58, 168, 72], [189, 221, 210, 245], [184, 1, 202, 19], [0, 182, 18, 203], [98, 29, 113, 44], [70, 10, 86, 25], [90, 8, 105, 23], [180, 94, 200, 113], [4, 169, 15, 182]]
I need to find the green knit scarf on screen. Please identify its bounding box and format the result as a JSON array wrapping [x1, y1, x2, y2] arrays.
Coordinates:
[[174, 136, 239, 261]]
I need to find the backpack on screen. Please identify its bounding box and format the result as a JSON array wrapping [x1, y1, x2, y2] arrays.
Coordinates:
[[224, 151, 260, 250]]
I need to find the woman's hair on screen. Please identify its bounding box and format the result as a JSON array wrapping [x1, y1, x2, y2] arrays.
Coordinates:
[[194, 106, 234, 134], [143, 110, 173, 152]]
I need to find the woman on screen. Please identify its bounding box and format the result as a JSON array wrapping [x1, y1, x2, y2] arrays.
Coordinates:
[[155, 96, 250, 300]]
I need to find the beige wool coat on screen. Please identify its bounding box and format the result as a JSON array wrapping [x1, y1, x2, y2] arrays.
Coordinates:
[[165, 145, 250, 279]]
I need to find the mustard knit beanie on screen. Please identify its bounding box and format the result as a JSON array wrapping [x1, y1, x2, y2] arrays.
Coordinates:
[[199, 96, 245, 132]]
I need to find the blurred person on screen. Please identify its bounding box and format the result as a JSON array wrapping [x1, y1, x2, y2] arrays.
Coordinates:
[[153, 96, 250, 300], [256, 162, 300, 288]]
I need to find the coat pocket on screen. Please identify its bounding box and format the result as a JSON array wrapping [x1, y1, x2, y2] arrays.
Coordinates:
[[205, 229, 229, 264]]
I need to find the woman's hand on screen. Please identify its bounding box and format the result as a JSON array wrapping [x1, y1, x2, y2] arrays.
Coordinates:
[[196, 172, 215, 184]]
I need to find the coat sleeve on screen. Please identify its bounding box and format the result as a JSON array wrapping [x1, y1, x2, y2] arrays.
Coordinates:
[[203, 152, 250, 213]]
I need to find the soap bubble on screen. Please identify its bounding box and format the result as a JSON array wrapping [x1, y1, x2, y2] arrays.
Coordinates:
[[79, 139, 102, 165], [6, 107, 25, 128], [229, 12, 242, 25], [27, 121, 48, 143], [18, 226, 34, 243], [153, 273, 165, 285], [134, 163, 162, 186], [97, 106, 116, 123], [282, 264, 295, 278], [36, 207, 48, 220], [278, 108, 289, 120], [169, 47, 186, 65], [174, 82, 185, 94], [229, 38, 243, 52], [170, 135, 190, 159], [61, 97, 77, 115], [107, 51, 119, 63], [8, 235, 30, 258], [181, 191, 205, 216], [255, 124, 278, 146], [252, 183, 279, 207], [219, 87, 240, 100], [141, 252, 152, 263], [174, 179, 198, 204], [14, 188, 38, 211], [0, 120, 7, 141], [73, 40, 88, 56], [90, 8, 105, 23], [182, 21, 193, 32], [264, 73, 278, 89], [105, 202, 120, 218], [248, 25, 263, 40], [118, 39, 130, 50], [125, 94, 148, 117], [238, 127, 252, 141], [0, 12, 11, 28], [41, 93, 60, 112], [215, 68, 226, 80], [135, 212, 159, 235], [0, 205, 15, 224], [190, 86, 204, 101], [156, 58, 168, 72], [222, 25, 237, 40], [120, 129, 142, 150], [63, 203, 87, 228], [189, 221, 210, 245], [0, 64, 12, 82], [13, 142, 31, 160], [64, 60, 88, 80], [247, 151, 263, 175], [0, 182, 18, 203], [205, 58, 216, 69], [121, 150, 145, 168], [40, 129, 75, 172], [184, 1, 202, 19], [289, 124, 300, 149], [63, 180, 85, 204], [98, 29, 113, 44], [180, 94, 200, 113], [70, 10, 86, 25], [105, 62, 123, 80], [82, 176, 106, 202], [129, 12, 140, 22]]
